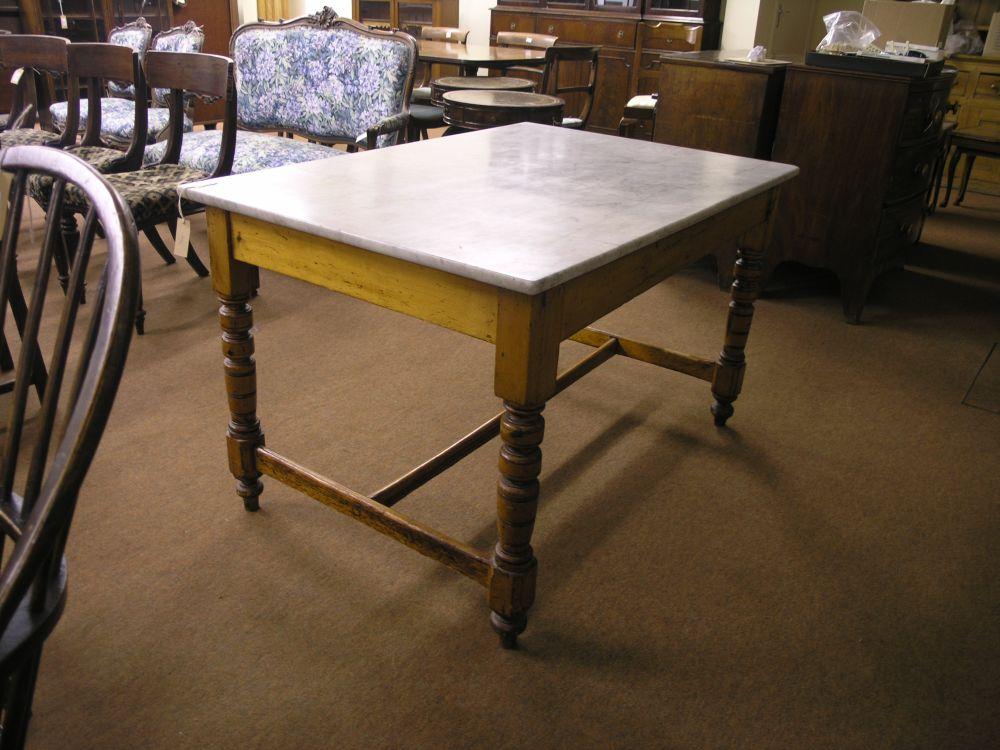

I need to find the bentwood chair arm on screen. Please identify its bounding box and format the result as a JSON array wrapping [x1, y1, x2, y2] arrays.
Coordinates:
[[363, 112, 410, 150]]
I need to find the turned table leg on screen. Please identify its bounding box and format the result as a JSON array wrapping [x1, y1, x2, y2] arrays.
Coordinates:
[[711, 243, 765, 427], [220, 293, 265, 511], [489, 401, 545, 649]]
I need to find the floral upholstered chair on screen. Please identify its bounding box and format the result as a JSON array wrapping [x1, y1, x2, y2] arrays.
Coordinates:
[[49, 20, 202, 146], [141, 9, 416, 175], [0, 35, 77, 150], [46, 18, 152, 135]]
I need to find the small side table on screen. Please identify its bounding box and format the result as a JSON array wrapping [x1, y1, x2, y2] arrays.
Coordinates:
[[442, 90, 564, 132], [431, 76, 535, 107], [942, 125, 1000, 207]]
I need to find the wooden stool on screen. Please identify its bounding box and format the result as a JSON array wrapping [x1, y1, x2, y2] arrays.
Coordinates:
[[430, 76, 534, 107], [942, 125, 1000, 207], [442, 90, 564, 132]]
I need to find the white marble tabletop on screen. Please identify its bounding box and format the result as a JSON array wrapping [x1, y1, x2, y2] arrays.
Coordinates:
[[181, 123, 798, 295]]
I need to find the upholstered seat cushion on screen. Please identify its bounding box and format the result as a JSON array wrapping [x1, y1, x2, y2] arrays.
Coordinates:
[[27, 146, 130, 207], [561, 116, 584, 129], [65, 164, 207, 227], [0, 128, 60, 148], [142, 130, 343, 174], [0, 113, 7, 129], [411, 85, 431, 103], [48, 99, 192, 144], [409, 103, 444, 126]]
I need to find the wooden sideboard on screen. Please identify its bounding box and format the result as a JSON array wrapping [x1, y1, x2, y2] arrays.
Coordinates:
[[490, 0, 720, 134], [651, 53, 954, 323], [947, 55, 1000, 196]]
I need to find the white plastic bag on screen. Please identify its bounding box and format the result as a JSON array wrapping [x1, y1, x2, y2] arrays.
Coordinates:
[[816, 11, 881, 53]]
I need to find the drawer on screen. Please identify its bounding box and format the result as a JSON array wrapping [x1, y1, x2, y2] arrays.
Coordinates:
[[950, 69, 971, 99], [885, 142, 937, 204], [876, 195, 924, 264], [639, 21, 703, 52], [899, 89, 948, 143], [974, 73, 1000, 101], [540, 17, 636, 48], [491, 11, 535, 36]]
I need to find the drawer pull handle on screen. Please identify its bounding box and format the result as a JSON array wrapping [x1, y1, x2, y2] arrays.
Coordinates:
[[510, 22, 516, 30], [914, 163, 931, 180], [617, 30, 624, 39], [547, 25, 555, 34], [900, 223, 920, 242]]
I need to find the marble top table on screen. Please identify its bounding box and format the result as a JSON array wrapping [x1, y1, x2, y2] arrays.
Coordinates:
[[183, 123, 797, 649]]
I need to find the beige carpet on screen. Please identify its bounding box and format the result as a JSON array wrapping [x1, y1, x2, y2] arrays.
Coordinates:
[[13, 186, 1000, 749]]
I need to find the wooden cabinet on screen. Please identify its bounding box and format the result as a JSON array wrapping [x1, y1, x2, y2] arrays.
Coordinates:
[[491, 0, 720, 134], [173, 0, 239, 124], [947, 55, 1000, 196], [353, 0, 458, 37], [770, 67, 955, 322]]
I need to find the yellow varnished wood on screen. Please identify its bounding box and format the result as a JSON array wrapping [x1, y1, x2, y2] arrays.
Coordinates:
[[206, 207, 256, 299], [559, 191, 773, 339], [230, 213, 499, 343], [494, 286, 564, 405]]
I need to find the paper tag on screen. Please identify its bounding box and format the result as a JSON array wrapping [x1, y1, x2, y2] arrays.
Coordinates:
[[10, 68, 22, 85], [59, 14, 68, 29], [173, 217, 191, 258]]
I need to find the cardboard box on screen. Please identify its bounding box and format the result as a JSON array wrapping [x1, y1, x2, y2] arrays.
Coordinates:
[[984, 12, 1000, 59], [862, 1, 955, 49]]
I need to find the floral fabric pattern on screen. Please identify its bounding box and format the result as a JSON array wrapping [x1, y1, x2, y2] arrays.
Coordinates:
[[49, 99, 190, 144], [107, 24, 152, 98], [150, 26, 205, 107], [64, 164, 207, 227], [232, 24, 414, 148], [142, 130, 344, 174]]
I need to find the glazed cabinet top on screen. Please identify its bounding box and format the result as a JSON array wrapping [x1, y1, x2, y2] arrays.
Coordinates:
[[494, 0, 720, 22]]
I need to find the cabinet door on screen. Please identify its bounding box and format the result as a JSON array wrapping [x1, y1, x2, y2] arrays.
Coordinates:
[[490, 10, 535, 39], [588, 48, 632, 133]]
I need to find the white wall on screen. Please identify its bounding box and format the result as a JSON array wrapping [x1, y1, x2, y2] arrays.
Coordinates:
[[721, 0, 760, 50], [459, 0, 494, 45]]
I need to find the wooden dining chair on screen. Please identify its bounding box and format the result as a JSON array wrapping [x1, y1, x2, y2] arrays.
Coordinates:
[[0, 143, 140, 750], [46, 17, 153, 135], [495, 30, 557, 89], [0, 35, 77, 149], [61, 50, 237, 333], [540, 45, 600, 130], [27, 42, 155, 296], [408, 26, 470, 142]]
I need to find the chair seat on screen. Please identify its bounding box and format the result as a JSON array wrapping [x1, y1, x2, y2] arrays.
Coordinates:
[[48, 98, 192, 145], [561, 116, 584, 129], [0, 128, 60, 148], [409, 103, 444, 126], [625, 94, 658, 111], [411, 85, 432, 103], [27, 146, 130, 207], [0, 113, 7, 129], [66, 163, 208, 227], [142, 130, 344, 175]]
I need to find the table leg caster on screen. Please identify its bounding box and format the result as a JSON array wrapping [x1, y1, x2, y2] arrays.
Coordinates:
[[711, 399, 734, 427], [491, 611, 526, 649]]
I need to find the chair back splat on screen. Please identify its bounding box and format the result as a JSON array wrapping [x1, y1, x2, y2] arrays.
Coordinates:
[[144, 50, 236, 178], [230, 12, 416, 148], [0, 144, 140, 749], [0, 35, 75, 145], [69, 43, 149, 170]]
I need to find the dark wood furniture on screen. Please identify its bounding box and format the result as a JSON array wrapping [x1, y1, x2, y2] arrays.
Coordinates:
[[653, 51, 788, 159], [540, 43, 599, 128], [0, 143, 139, 750], [771, 65, 956, 323], [942, 125, 1000, 206], [408, 26, 470, 141], [490, 0, 721, 134], [430, 75, 534, 106], [0, 34, 76, 144], [418, 39, 548, 73], [648, 51, 956, 323], [495, 30, 557, 87], [353, 0, 458, 38], [442, 89, 564, 130]]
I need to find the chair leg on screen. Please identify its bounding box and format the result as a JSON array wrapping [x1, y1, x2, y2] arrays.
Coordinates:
[[0, 647, 44, 750], [942, 147, 962, 208], [142, 226, 176, 265], [957, 153, 976, 206]]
